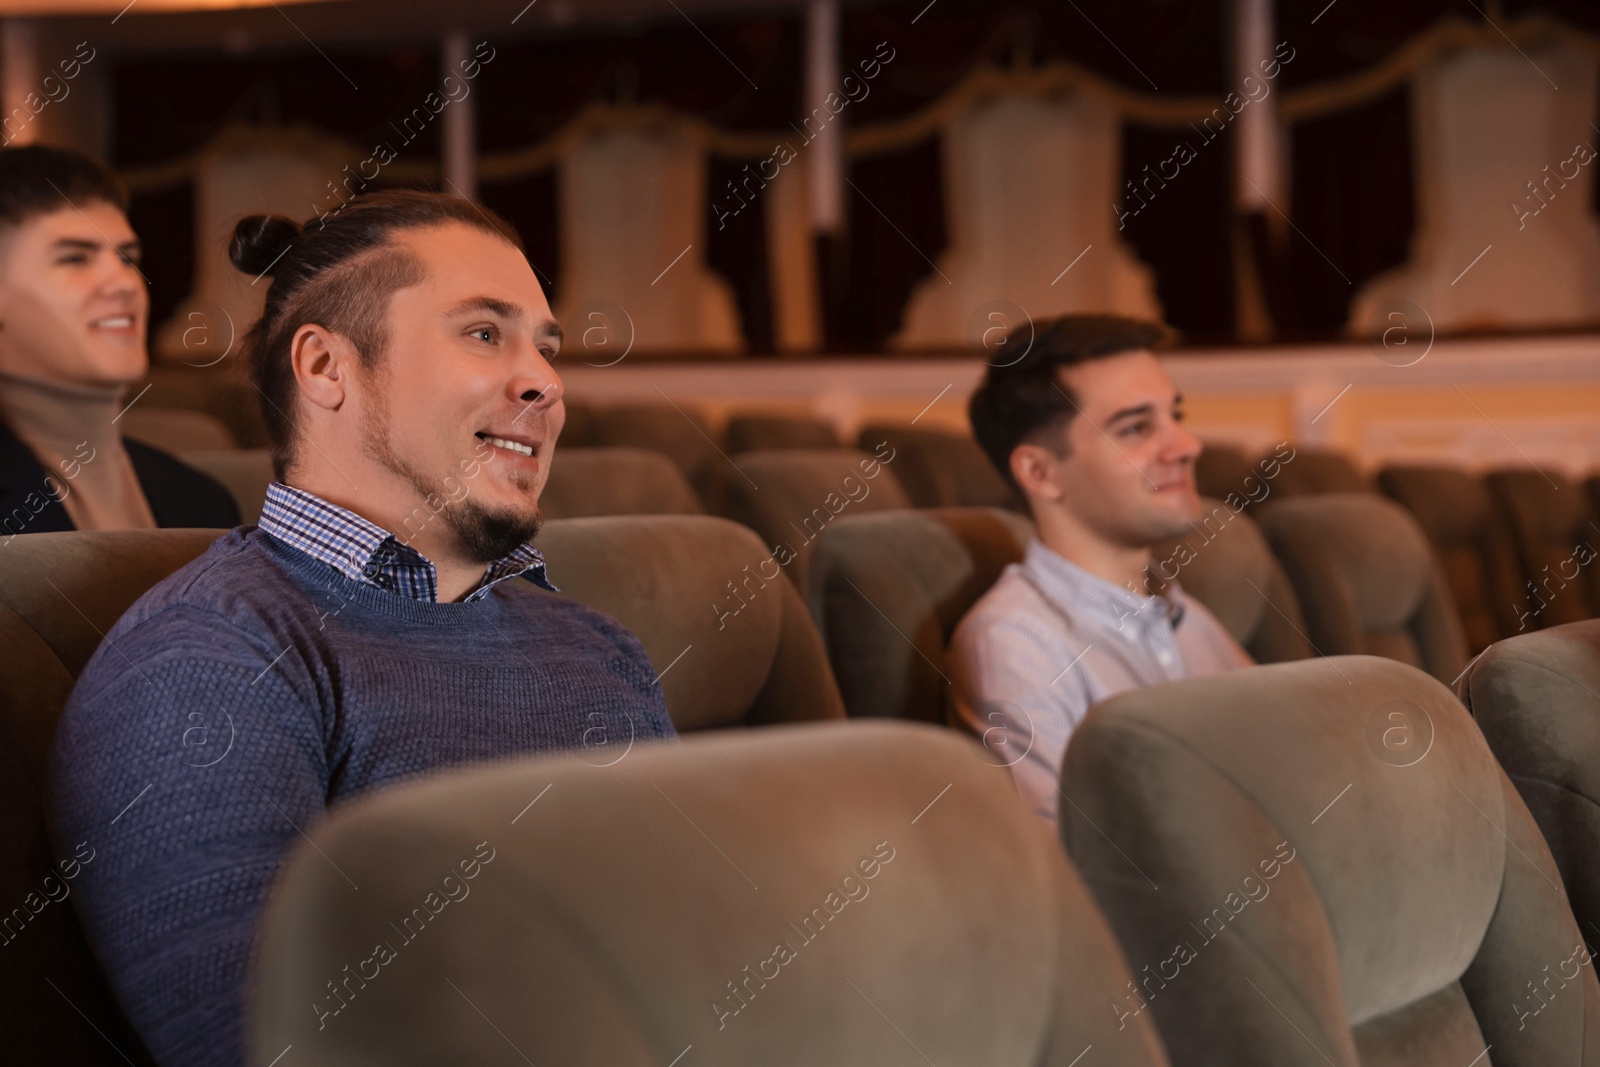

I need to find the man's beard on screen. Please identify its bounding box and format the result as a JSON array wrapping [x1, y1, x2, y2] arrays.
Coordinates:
[[363, 395, 543, 564]]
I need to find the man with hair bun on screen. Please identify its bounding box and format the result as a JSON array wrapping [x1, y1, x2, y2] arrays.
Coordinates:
[[52, 189, 675, 1067], [0, 144, 238, 537]]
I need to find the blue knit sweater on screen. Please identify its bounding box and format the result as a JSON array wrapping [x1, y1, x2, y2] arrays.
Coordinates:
[[50, 528, 675, 1067]]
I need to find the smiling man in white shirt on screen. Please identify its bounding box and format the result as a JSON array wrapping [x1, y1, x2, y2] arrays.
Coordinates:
[[952, 314, 1252, 828]]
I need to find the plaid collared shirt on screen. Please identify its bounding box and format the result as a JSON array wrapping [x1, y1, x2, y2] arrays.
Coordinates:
[[257, 482, 555, 603]]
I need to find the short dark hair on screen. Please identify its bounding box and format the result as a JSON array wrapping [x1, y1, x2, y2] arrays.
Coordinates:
[[230, 189, 525, 479], [0, 144, 128, 232], [968, 314, 1169, 489]]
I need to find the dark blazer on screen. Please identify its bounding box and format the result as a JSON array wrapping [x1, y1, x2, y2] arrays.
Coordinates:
[[0, 420, 240, 536]]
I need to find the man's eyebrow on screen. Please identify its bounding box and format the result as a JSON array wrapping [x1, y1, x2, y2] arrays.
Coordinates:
[[51, 236, 139, 253], [444, 295, 525, 321], [538, 320, 564, 345], [1105, 402, 1157, 425]]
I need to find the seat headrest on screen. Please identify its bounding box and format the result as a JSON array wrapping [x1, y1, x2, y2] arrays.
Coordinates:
[[537, 515, 843, 730], [1064, 656, 1540, 1030], [249, 721, 1170, 1066], [1377, 466, 1494, 548], [538, 447, 703, 518], [806, 507, 1031, 721], [1258, 493, 1432, 629]]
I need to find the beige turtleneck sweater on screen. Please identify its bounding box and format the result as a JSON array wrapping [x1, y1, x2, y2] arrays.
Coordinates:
[[0, 370, 157, 531]]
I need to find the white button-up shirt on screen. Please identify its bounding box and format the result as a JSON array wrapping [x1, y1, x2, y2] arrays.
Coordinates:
[[950, 536, 1253, 828]]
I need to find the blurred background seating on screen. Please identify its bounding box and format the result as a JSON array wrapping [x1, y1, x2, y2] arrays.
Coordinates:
[[1256, 493, 1468, 683]]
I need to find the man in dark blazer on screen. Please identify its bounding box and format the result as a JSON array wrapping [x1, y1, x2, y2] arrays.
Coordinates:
[[0, 144, 237, 538]]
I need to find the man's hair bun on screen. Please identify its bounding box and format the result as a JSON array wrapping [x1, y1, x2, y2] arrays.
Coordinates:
[[229, 214, 302, 278]]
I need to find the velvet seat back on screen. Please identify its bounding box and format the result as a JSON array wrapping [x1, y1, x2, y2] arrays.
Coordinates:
[[0, 529, 223, 1065], [717, 448, 912, 590], [1258, 493, 1468, 683], [856, 423, 1023, 510], [1379, 464, 1526, 651], [248, 722, 1173, 1067], [538, 447, 704, 518], [1063, 654, 1600, 1066], [1149, 498, 1312, 664], [1461, 619, 1600, 962], [806, 507, 1032, 722], [536, 515, 844, 730]]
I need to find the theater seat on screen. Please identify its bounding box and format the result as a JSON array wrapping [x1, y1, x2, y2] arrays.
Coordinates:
[[855, 423, 1022, 510], [137, 366, 269, 449], [538, 447, 703, 518], [717, 449, 912, 590], [589, 403, 724, 505], [120, 406, 236, 453], [1063, 655, 1600, 1067], [0, 512, 842, 1055], [179, 448, 274, 524], [1486, 468, 1600, 631], [1269, 448, 1369, 496], [723, 414, 840, 454], [807, 507, 1032, 722], [248, 721, 1172, 1067], [559, 402, 597, 447], [1193, 442, 1258, 505], [1460, 619, 1600, 964], [1148, 499, 1312, 664], [536, 515, 844, 729], [1378, 465, 1525, 651], [0, 529, 221, 1066], [1257, 493, 1468, 683]]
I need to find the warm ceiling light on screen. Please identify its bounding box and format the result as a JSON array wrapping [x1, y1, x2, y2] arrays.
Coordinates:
[[0, 0, 337, 13]]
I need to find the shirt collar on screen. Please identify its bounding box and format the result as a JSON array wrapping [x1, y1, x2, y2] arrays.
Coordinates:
[[257, 481, 555, 603], [1020, 536, 1185, 632]]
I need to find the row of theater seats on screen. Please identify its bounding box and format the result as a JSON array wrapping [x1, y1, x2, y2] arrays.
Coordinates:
[[131, 388, 1593, 652], [1200, 443, 1600, 651], [6, 520, 1600, 1064], [124, 390, 1598, 673]]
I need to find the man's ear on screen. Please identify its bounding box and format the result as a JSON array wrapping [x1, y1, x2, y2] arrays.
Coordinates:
[[290, 324, 357, 413], [1010, 442, 1065, 503]]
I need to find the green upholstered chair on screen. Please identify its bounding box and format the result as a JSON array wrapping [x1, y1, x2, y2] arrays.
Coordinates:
[[0, 528, 223, 1066], [1063, 654, 1600, 1067], [1378, 464, 1526, 652], [855, 423, 1023, 511], [538, 447, 704, 519], [716, 449, 913, 591], [1149, 499, 1313, 664], [806, 507, 1032, 722], [723, 414, 840, 454], [1460, 619, 1600, 963], [247, 721, 1173, 1067], [1257, 493, 1468, 683]]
